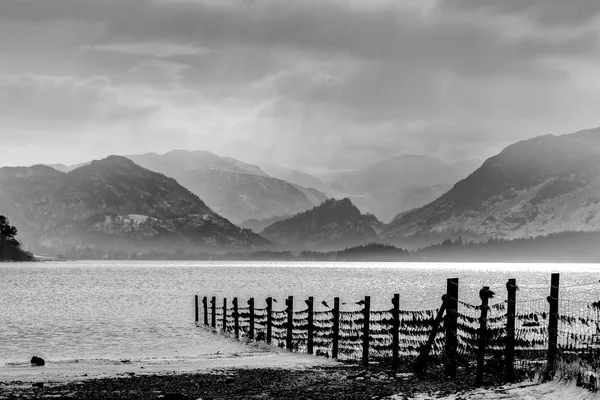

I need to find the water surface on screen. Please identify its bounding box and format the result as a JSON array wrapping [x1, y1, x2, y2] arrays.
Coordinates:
[[1, 261, 598, 366]]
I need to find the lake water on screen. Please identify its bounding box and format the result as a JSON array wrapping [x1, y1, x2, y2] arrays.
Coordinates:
[[1, 261, 599, 368]]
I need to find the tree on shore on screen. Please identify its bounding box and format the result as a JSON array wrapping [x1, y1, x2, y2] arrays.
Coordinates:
[[0, 215, 18, 242], [0, 215, 31, 260]]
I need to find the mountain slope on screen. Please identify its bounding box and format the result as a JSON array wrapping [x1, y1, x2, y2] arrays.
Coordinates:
[[127, 151, 317, 223], [383, 128, 600, 243], [260, 163, 331, 194], [240, 215, 292, 233], [0, 156, 268, 253], [260, 198, 383, 250], [319, 155, 460, 222]]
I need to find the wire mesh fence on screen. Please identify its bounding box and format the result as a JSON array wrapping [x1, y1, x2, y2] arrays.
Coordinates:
[[196, 274, 600, 388]]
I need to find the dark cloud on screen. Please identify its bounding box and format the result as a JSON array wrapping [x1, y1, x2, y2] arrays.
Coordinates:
[[0, 73, 157, 123], [440, 0, 600, 27], [0, 0, 599, 170]]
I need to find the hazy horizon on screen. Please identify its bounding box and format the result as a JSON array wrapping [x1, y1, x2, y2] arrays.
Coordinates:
[[2, 0, 600, 173]]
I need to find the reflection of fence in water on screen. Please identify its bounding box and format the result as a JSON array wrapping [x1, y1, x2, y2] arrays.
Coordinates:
[[196, 274, 600, 387]]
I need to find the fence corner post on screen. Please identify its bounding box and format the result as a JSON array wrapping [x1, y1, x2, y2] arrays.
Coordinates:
[[445, 278, 459, 378], [414, 295, 447, 374], [362, 296, 371, 367], [546, 273, 560, 381], [505, 279, 517, 383], [332, 297, 340, 359], [392, 294, 400, 370]]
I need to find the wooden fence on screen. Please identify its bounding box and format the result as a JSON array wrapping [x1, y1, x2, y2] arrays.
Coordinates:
[[195, 273, 600, 384]]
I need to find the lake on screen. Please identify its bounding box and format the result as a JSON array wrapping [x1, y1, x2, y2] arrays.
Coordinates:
[[1, 261, 599, 367]]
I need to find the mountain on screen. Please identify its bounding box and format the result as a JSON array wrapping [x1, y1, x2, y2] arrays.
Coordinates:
[[240, 215, 291, 233], [260, 163, 331, 194], [260, 198, 383, 250], [0, 156, 269, 254], [127, 150, 319, 223], [46, 162, 90, 173], [319, 155, 460, 222], [383, 128, 600, 244]]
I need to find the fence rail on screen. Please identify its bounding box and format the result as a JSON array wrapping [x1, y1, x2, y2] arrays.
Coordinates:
[[195, 273, 600, 386]]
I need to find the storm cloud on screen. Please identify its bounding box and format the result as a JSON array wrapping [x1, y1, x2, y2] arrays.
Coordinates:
[[1, 0, 599, 171]]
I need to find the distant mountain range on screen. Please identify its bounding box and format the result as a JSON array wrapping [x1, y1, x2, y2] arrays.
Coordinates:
[[127, 150, 326, 224], [7, 127, 600, 260], [0, 156, 268, 255], [260, 163, 331, 195], [260, 198, 383, 250], [383, 128, 600, 246], [318, 155, 478, 222]]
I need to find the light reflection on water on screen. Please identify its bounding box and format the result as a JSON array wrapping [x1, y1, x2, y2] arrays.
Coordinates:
[[1, 260, 598, 365]]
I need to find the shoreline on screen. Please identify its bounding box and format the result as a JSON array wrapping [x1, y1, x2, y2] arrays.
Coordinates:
[[0, 360, 509, 400], [0, 348, 334, 384], [3, 360, 596, 400], [2, 353, 597, 399]]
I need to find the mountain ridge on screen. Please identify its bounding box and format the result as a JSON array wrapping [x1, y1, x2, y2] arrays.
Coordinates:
[[382, 129, 600, 244], [260, 198, 383, 251], [0, 156, 269, 255], [127, 150, 321, 223]]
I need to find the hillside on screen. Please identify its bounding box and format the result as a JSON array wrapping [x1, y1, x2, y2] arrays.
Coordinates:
[[383, 128, 600, 244], [260, 163, 331, 194], [127, 151, 320, 223], [319, 155, 463, 222], [260, 198, 383, 250], [240, 215, 291, 233], [0, 156, 269, 255]]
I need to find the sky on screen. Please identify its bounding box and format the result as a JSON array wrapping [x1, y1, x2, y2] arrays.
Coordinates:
[[1, 0, 600, 173]]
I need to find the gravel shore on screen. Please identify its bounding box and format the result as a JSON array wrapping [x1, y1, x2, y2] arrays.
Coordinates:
[[0, 360, 512, 400]]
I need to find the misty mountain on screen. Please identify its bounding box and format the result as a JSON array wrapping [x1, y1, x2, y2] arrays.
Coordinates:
[[383, 128, 600, 244], [319, 155, 464, 222], [260, 198, 383, 250], [46, 162, 90, 173], [260, 163, 332, 194], [0, 156, 269, 253], [127, 150, 321, 223], [239, 215, 291, 233]]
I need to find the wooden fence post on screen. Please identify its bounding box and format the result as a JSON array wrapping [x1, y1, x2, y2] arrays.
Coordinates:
[[445, 278, 459, 378], [266, 297, 273, 344], [286, 296, 294, 351], [307, 297, 314, 355], [476, 287, 491, 385], [222, 298, 228, 333], [362, 296, 371, 367], [233, 297, 239, 338], [414, 295, 447, 373], [202, 296, 208, 326], [248, 298, 255, 340], [546, 273, 560, 380], [211, 296, 216, 329], [332, 297, 340, 359], [505, 279, 517, 383], [195, 295, 199, 324], [392, 294, 400, 370]]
